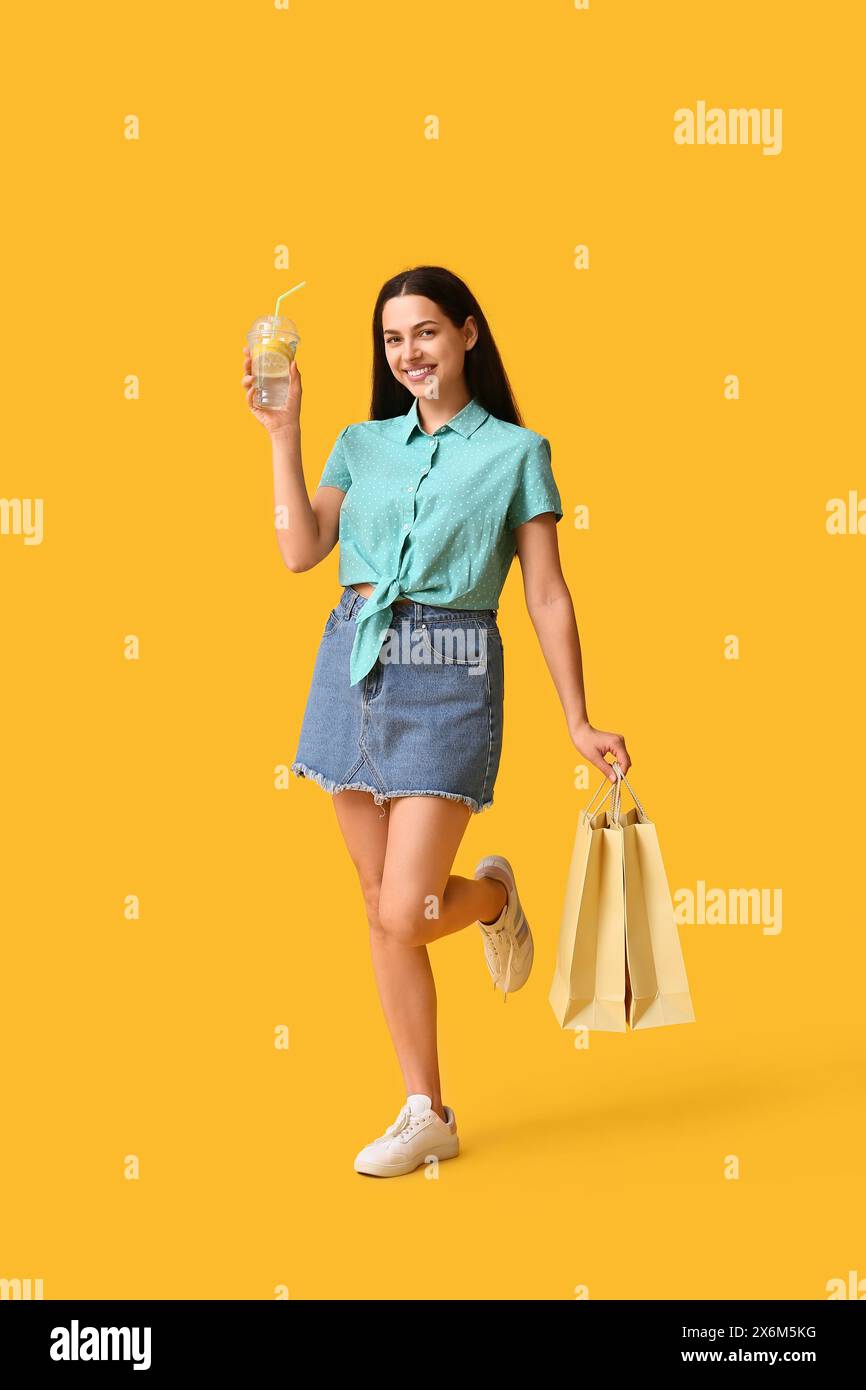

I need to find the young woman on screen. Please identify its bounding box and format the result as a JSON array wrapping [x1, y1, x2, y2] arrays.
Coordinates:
[[242, 265, 631, 1178]]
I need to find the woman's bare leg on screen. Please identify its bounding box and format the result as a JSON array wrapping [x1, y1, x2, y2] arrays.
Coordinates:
[[331, 791, 508, 1123], [379, 797, 507, 947], [330, 790, 448, 1119], [368, 796, 505, 1114]]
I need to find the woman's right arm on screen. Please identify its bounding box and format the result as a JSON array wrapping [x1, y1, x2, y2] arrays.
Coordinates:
[[271, 425, 343, 571], [243, 345, 343, 572]]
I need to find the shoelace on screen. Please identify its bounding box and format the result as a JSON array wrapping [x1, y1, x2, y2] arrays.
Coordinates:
[[384, 1105, 410, 1138], [483, 923, 516, 1001], [384, 1106, 427, 1143]]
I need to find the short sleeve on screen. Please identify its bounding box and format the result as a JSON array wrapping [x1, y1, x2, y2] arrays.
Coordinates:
[[318, 425, 352, 492], [507, 434, 563, 530]]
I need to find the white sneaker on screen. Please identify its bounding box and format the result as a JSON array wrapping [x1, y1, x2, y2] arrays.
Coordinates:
[[353, 1094, 460, 1177], [473, 855, 534, 999]]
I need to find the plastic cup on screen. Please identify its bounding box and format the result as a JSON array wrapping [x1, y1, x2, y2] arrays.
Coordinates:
[[247, 315, 300, 410]]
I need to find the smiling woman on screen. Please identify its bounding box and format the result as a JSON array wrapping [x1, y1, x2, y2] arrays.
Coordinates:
[[243, 262, 631, 1179]]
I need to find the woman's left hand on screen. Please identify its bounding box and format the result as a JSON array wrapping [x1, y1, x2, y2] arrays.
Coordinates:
[[570, 718, 631, 783]]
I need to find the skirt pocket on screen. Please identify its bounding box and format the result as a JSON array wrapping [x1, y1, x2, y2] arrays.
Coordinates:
[[418, 620, 486, 667], [321, 606, 342, 638]]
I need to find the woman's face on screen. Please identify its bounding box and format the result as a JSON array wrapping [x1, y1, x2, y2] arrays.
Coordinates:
[[382, 294, 477, 400]]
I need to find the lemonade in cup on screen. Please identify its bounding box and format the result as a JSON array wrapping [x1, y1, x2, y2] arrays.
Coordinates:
[[247, 315, 300, 410]]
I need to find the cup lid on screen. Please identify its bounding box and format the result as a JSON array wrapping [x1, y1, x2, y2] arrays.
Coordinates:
[[250, 314, 299, 336]]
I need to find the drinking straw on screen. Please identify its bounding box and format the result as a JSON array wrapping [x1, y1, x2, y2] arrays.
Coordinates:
[[274, 281, 306, 319]]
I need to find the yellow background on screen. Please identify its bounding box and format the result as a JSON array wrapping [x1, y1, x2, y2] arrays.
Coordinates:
[[1, 1, 863, 1300]]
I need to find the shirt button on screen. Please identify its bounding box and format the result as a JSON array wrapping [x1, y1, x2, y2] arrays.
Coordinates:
[[406, 485, 413, 492], [403, 523, 410, 532]]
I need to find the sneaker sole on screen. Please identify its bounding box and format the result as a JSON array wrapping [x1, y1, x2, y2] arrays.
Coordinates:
[[354, 1136, 460, 1178]]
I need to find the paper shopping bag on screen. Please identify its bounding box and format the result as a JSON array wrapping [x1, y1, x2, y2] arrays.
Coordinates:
[[549, 764, 696, 1032], [615, 772, 696, 1030], [548, 770, 629, 1032]]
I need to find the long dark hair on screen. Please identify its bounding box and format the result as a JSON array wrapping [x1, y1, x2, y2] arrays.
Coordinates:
[[369, 265, 524, 426]]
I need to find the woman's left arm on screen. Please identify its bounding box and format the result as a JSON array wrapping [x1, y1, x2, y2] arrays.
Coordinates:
[[514, 513, 631, 784]]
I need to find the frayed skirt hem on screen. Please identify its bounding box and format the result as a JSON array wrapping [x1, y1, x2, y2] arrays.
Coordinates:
[[290, 761, 493, 815]]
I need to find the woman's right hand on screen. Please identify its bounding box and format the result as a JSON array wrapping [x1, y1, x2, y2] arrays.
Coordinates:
[[242, 346, 302, 436], [569, 719, 631, 783]]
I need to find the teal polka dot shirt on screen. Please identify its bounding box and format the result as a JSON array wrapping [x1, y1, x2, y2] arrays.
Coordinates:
[[317, 394, 563, 686]]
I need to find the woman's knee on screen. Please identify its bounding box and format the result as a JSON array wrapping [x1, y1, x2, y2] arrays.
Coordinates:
[[377, 885, 436, 945]]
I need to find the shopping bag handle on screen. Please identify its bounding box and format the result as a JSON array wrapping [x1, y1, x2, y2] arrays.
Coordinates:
[[609, 762, 650, 825], [581, 761, 649, 826]]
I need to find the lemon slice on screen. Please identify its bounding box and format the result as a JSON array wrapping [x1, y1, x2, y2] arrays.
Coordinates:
[[252, 339, 293, 376]]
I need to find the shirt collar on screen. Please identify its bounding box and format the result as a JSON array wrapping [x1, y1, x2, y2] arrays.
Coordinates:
[[398, 394, 489, 444]]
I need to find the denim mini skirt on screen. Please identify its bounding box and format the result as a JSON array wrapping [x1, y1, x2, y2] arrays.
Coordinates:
[[291, 586, 504, 814]]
